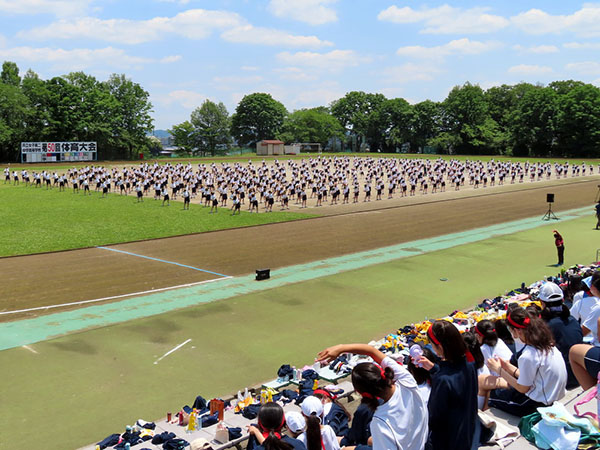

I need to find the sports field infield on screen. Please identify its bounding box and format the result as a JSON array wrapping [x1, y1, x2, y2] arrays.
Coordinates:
[[1, 212, 597, 450], [0, 184, 315, 256]]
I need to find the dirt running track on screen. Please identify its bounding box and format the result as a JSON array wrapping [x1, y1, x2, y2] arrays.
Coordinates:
[[2, 177, 599, 321]]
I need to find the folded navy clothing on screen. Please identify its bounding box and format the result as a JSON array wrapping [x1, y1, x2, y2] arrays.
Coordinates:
[[301, 369, 318, 381], [228, 426, 242, 440], [114, 431, 141, 448], [152, 432, 176, 445], [162, 438, 189, 450], [242, 403, 261, 420], [192, 395, 207, 412], [278, 364, 294, 379], [281, 389, 298, 400], [96, 434, 120, 449], [201, 411, 219, 427], [136, 420, 156, 430], [328, 354, 348, 371]]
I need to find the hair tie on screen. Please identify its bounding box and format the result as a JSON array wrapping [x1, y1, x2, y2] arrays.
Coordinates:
[[507, 312, 528, 329], [465, 350, 475, 363], [357, 390, 380, 400], [428, 324, 441, 345], [313, 389, 336, 400], [373, 363, 386, 380], [474, 324, 484, 337]]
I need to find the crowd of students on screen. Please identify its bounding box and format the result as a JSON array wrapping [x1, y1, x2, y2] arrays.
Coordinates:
[[237, 266, 600, 450], [4, 156, 598, 212]]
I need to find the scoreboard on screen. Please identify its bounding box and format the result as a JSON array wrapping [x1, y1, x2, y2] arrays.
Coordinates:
[[21, 142, 97, 163]]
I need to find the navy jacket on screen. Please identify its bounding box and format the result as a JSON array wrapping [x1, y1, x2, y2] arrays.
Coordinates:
[[323, 402, 349, 437], [547, 315, 583, 388], [428, 359, 478, 450]]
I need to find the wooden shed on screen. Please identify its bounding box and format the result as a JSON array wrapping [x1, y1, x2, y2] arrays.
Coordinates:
[[257, 140, 285, 156]]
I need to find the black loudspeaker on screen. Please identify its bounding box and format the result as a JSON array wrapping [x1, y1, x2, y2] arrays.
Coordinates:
[[256, 269, 270, 281], [547, 193, 554, 203]]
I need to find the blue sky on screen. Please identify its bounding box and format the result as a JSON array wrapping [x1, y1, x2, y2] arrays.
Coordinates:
[[1, 1, 600, 129]]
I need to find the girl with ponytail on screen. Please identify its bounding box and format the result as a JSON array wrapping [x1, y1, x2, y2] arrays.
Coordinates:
[[479, 307, 567, 416], [247, 402, 306, 450], [419, 320, 478, 450], [316, 343, 427, 450], [298, 396, 339, 450]]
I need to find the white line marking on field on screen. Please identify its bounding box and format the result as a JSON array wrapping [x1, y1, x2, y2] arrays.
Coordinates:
[[153, 339, 192, 365], [0, 277, 233, 315], [22, 345, 38, 354]]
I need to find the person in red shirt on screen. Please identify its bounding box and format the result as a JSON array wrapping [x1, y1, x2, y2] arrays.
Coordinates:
[[554, 230, 564, 266]]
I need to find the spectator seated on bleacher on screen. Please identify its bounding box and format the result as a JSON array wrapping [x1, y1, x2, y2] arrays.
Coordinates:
[[479, 307, 567, 416], [313, 389, 351, 437], [246, 402, 306, 450]]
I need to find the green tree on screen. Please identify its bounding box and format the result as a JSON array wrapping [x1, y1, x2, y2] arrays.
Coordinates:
[[331, 91, 388, 151], [105, 74, 154, 159], [555, 83, 600, 157], [412, 100, 441, 152], [0, 81, 29, 161], [443, 83, 502, 154], [231, 93, 287, 147], [278, 107, 344, 148], [384, 98, 414, 150], [1, 61, 20, 86], [510, 86, 558, 157], [21, 69, 51, 142], [191, 100, 231, 156], [170, 121, 196, 155]]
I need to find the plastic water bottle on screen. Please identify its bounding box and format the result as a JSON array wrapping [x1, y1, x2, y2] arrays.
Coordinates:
[[124, 444, 130, 450], [409, 344, 423, 367], [292, 366, 297, 381]]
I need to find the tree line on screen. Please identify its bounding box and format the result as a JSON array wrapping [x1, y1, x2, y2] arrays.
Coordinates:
[[173, 81, 600, 158], [2, 58, 600, 161], [0, 61, 154, 162]]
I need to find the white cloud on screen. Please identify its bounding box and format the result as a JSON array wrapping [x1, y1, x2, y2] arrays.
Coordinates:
[[564, 42, 600, 50], [160, 55, 182, 63], [157, 90, 211, 110], [512, 5, 600, 37], [512, 44, 559, 54], [378, 5, 509, 34], [268, 0, 338, 25], [20, 9, 245, 44], [21, 10, 333, 48], [0, 0, 91, 17], [276, 50, 368, 70], [382, 63, 442, 83], [291, 83, 344, 107], [565, 61, 600, 76], [221, 25, 332, 48], [0, 46, 153, 71], [507, 64, 553, 75], [396, 38, 499, 59], [274, 67, 318, 82]]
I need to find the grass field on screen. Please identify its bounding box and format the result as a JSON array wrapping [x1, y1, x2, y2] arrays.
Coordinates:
[[1, 213, 597, 450], [0, 184, 315, 257]]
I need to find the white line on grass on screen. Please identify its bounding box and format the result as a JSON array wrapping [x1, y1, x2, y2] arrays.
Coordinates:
[[153, 339, 192, 365], [22, 345, 38, 354], [0, 277, 233, 315]]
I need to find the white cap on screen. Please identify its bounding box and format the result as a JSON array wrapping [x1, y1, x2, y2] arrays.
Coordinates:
[[300, 396, 323, 418], [285, 411, 306, 433], [539, 282, 564, 303]]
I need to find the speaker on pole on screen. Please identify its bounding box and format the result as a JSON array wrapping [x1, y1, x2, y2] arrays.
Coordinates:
[[547, 193, 555, 203]]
